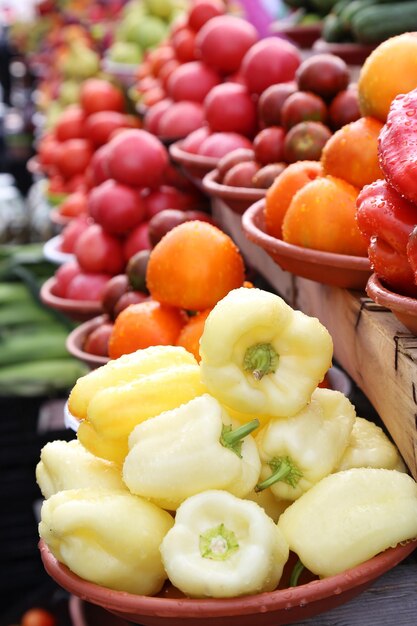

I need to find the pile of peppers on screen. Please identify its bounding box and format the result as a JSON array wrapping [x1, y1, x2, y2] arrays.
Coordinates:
[[37, 287, 417, 599]]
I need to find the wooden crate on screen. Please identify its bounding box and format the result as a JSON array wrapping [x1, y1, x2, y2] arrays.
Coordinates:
[[212, 198, 417, 479]]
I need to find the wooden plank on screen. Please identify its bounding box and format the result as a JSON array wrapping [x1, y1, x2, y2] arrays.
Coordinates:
[[213, 198, 417, 479]]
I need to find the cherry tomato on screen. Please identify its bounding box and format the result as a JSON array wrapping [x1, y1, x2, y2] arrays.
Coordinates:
[[20, 607, 56, 626]]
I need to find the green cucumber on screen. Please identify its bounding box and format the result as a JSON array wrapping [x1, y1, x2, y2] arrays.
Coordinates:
[[351, 0, 417, 43]]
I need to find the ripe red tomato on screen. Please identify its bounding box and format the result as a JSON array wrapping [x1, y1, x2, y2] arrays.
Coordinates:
[[74, 223, 125, 274], [53, 261, 82, 297], [80, 78, 125, 116], [54, 105, 86, 142], [143, 98, 173, 134], [66, 272, 113, 301], [84, 322, 114, 356], [204, 82, 258, 137], [59, 191, 88, 218], [106, 129, 169, 189], [197, 131, 253, 158], [56, 138, 93, 179], [84, 111, 137, 147], [195, 15, 258, 75], [123, 221, 151, 261], [88, 179, 147, 235], [60, 214, 92, 253], [241, 37, 301, 96], [170, 27, 197, 63], [187, 0, 225, 32], [158, 101, 205, 139], [88, 144, 111, 186], [167, 61, 220, 103]]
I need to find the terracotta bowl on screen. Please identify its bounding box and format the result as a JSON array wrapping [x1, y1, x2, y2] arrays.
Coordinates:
[[169, 141, 219, 190], [366, 273, 417, 335], [43, 235, 75, 265], [66, 314, 110, 369], [40, 277, 103, 322], [202, 169, 266, 215], [312, 39, 377, 65], [270, 22, 322, 48], [242, 199, 371, 290], [39, 538, 417, 626]]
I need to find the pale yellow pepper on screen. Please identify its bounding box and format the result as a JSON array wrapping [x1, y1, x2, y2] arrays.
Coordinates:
[[68, 345, 198, 420], [335, 416, 406, 472], [199, 287, 333, 418], [255, 388, 356, 501], [39, 487, 174, 595], [77, 360, 207, 465], [36, 439, 126, 499], [278, 468, 417, 578], [160, 490, 289, 598], [123, 394, 261, 510]]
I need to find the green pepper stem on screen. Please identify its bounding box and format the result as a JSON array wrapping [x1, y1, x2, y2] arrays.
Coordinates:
[[289, 559, 305, 587], [243, 343, 279, 381], [255, 455, 303, 491], [199, 523, 239, 561], [221, 419, 260, 458]]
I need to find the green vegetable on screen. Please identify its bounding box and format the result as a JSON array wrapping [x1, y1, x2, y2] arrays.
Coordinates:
[[0, 358, 88, 396], [351, 1, 417, 43]]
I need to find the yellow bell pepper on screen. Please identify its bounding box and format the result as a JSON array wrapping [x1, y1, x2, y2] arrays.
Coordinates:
[[36, 439, 126, 499], [39, 487, 174, 595], [278, 468, 417, 578], [68, 345, 197, 420], [199, 287, 333, 418], [255, 388, 356, 501], [77, 360, 207, 465], [335, 416, 406, 472], [123, 393, 261, 510], [244, 489, 291, 522], [160, 489, 289, 598]]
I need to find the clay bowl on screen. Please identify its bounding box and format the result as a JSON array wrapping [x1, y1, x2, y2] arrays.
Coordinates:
[[43, 235, 75, 265], [40, 277, 103, 322], [39, 538, 417, 626], [366, 273, 417, 335], [169, 141, 218, 191], [312, 39, 377, 65], [242, 199, 371, 290], [202, 169, 266, 215], [270, 22, 322, 48], [66, 314, 110, 369]]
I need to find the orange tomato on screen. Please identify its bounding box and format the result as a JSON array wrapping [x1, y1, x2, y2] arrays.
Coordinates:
[[108, 300, 186, 359], [282, 175, 368, 256], [175, 309, 212, 362], [21, 608, 56, 626], [146, 220, 246, 311], [264, 161, 323, 239]]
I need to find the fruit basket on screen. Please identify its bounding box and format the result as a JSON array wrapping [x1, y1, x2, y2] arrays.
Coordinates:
[[66, 314, 110, 369], [40, 277, 103, 322], [202, 169, 266, 216], [242, 199, 371, 290], [169, 141, 218, 190], [39, 538, 417, 626], [366, 274, 417, 336]]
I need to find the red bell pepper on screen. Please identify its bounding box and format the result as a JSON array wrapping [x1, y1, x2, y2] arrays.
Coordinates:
[[356, 178, 417, 297]]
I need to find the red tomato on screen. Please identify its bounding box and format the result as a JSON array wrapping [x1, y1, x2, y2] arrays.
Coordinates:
[[75, 223, 125, 275], [60, 214, 92, 253], [80, 78, 125, 116], [83, 322, 114, 356], [84, 111, 137, 147], [170, 27, 197, 63], [187, 0, 225, 32], [37, 136, 61, 172], [123, 221, 151, 261], [143, 98, 173, 135], [66, 272, 113, 301], [195, 15, 258, 75], [204, 82, 258, 137], [56, 138, 94, 179], [88, 144, 111, 186], [106, 129, 168, 189], [158, 101, 205, 139], [369, 237, 417, 298], [53, 261, 82, 297], [54, 105, 86, 142], [88, 179, 147, 235], [59, 191, 88, 218], [167, 61, 220, 103]]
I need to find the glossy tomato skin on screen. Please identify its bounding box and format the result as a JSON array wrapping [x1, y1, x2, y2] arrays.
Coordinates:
[[123, 221, 151, 261], [195, 14, 258, 75], [204, 82, 258, 137], [60, 214, 92, 253], [167, 61, 220, 103], [407, 226, 417, 278], [253, 126, 285, 165], [74, 223, 125, 275], [84, 322, 114, 356], [106, 129, 169, 188], [197, 131, 253, 158], [84, 111, 137, 147], [55, 105, 86, 142], [187, 0, 225, 32], [56, 138, 93, 179], [53, 261, 82, 297], [66, 272, 113, 301], [80, 78, 125, 116], [369, 237, 417, 297], [158, 101, 205, 139], [88, 179, 147, 235], [241, 37, 301, 96]]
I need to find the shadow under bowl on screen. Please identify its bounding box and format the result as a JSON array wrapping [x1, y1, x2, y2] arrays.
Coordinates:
[[169, 141, 218, 191], [366, 273, 417, 335], [39, 538, 417, 626], [270, 22, 322, 48], [312, 39, 377, 65], [202, 169, 266, 215], [66, 314, 110, 369], [40, 277, 103, 322], [242, 199, 371, 290]]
